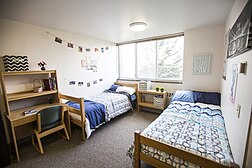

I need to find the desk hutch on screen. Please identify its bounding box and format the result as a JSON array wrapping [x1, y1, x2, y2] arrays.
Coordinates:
[[0, 70, 69, 162]]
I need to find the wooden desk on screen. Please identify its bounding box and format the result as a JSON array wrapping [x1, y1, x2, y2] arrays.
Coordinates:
[[6, 103, 71, 162]]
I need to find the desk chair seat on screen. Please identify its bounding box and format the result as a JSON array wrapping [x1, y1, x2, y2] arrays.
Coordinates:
[[32, 105, 70, 154]]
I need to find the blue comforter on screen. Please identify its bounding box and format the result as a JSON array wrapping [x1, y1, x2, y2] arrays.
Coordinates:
[[66, 100, 106, 129]]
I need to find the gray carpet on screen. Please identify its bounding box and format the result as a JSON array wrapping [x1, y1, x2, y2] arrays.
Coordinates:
[[8, 110, 158, 168]]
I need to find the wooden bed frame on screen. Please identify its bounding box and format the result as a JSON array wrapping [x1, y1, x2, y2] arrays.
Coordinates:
[[59, 82, 138, 140], [134, 130, 240, 168]]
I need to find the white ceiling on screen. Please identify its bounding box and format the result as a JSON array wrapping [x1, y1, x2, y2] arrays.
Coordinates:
[[0, 0, 234, 43]]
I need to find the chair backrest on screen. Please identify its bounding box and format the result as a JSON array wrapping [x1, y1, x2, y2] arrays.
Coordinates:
[[37, 106, 63, 132]]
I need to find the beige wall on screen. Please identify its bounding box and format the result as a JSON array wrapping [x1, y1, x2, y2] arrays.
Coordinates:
[[0, 18, 117, 98], [221, 0, 252, 166], [183, 25, 225, 92]]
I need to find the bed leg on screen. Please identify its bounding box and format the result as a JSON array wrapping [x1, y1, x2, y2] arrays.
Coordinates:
[[134, 130, 141, 168], [82, 125, 86, 141]]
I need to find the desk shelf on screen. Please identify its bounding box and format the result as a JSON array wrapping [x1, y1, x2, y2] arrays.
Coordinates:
[[7, 90, 58, 101], [1, 70, 56, 76]]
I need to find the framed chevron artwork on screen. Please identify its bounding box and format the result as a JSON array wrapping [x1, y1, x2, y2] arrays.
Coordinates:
[[3, 55, 29, 71]]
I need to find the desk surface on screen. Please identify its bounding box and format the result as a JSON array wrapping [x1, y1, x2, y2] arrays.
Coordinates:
[[7, 103, 67, 123]]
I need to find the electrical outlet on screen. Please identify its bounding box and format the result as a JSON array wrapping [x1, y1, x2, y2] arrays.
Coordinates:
[[236, 104, 241, 118]]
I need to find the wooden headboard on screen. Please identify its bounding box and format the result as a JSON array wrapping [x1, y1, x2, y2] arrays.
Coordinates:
[[114, 81, 138, 93]]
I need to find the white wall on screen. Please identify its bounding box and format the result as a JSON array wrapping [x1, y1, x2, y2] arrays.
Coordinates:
[[119, 25, 225, 93], [183, 25, 225, 92], [221, 0, 252, 166], [0, 18, 117, 98]]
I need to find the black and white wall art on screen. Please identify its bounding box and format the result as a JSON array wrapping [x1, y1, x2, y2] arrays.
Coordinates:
[[228, 0, 252, 58]]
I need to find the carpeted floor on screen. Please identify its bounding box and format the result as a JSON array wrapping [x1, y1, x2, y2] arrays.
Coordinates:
[[7, 110, 158, 168]]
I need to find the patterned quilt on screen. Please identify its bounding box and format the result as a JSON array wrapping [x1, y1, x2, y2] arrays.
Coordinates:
[[91, 92, 132, 121], [68, 92, 132, 139], [127, 101, 234, 167]]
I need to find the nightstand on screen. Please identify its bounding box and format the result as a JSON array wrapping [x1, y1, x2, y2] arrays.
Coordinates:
[[137, 90, 168, 111]]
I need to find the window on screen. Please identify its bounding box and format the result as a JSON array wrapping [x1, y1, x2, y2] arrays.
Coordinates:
[[137, 41, 156, 79], [118, 35, 184, 81], [119, 43, 135, 78], [157, 36, 184, 80]]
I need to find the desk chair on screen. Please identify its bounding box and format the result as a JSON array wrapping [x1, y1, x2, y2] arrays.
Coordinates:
[[32, 105, 70, 154]]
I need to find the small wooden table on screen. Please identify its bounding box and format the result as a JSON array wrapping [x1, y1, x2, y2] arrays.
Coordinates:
[[137, 90, 168, 111], [6, 103, 71, 162]]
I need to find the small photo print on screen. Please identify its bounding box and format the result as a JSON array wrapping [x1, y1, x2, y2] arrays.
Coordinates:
[[69, 81, 76, 85], [93, 80, 97, 84], [87, 82, 90, 87], [67, 43, 74, 48], [78, 82, 84, 86], [92, 65, 97, 72], [86, 65, 92, 70], [55, 37, 62, 43], [86, 55, 91, 64], [78, 46, 83, 52], [91, 60, 97, 72], [81, 60, 87, 68], [91, 60, 97, 65]]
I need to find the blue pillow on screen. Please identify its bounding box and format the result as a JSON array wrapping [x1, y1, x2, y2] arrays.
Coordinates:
[[109, 84, 119, 91], [193, 91, 221, 106], [171, 90, 195, 103]]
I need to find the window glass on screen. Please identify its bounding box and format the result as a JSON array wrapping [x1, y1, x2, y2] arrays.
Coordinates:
[[137, 41, 156, 79], [157, 36, 184, 80], [118, 35, 184, 81], [119, 43, 135, 78]]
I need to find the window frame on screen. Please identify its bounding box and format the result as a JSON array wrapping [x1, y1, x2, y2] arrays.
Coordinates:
[[117, 33, 184, 83]]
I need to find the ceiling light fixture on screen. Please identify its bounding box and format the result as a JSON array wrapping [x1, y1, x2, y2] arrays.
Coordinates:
[[129, 22, 147, 32]]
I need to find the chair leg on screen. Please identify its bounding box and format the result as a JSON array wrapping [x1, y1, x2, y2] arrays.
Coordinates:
[[57, 124, 70, 140], [32, 132, 35, 146], [63, 124, 70, 140], [36, 133, 44, 154], [32, 132, 44, 154]]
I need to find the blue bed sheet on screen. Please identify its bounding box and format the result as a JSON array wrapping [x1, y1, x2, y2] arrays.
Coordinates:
[[66, 100, 106, 129]]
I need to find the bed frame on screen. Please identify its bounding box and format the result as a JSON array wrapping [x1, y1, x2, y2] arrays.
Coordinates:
[[59, 82, 138, 140], [59, 94, 85, 140], [134, 130, 240, 168]]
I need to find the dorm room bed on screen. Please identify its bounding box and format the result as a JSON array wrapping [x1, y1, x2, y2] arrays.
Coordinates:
[[59, 82, 138, 140], [127, 90, 239, 168]]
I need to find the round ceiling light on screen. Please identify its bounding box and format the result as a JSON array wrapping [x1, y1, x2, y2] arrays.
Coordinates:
[[129, 22, 147, 32]]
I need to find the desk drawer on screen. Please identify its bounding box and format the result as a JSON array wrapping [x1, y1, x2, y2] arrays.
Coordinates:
[[12, 115, 36, 127]]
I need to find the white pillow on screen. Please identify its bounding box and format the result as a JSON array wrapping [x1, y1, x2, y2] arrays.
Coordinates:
[[116, 86, 135, 95]]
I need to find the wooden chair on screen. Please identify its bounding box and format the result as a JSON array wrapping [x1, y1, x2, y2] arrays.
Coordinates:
[[32, 105, 70, 154]]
